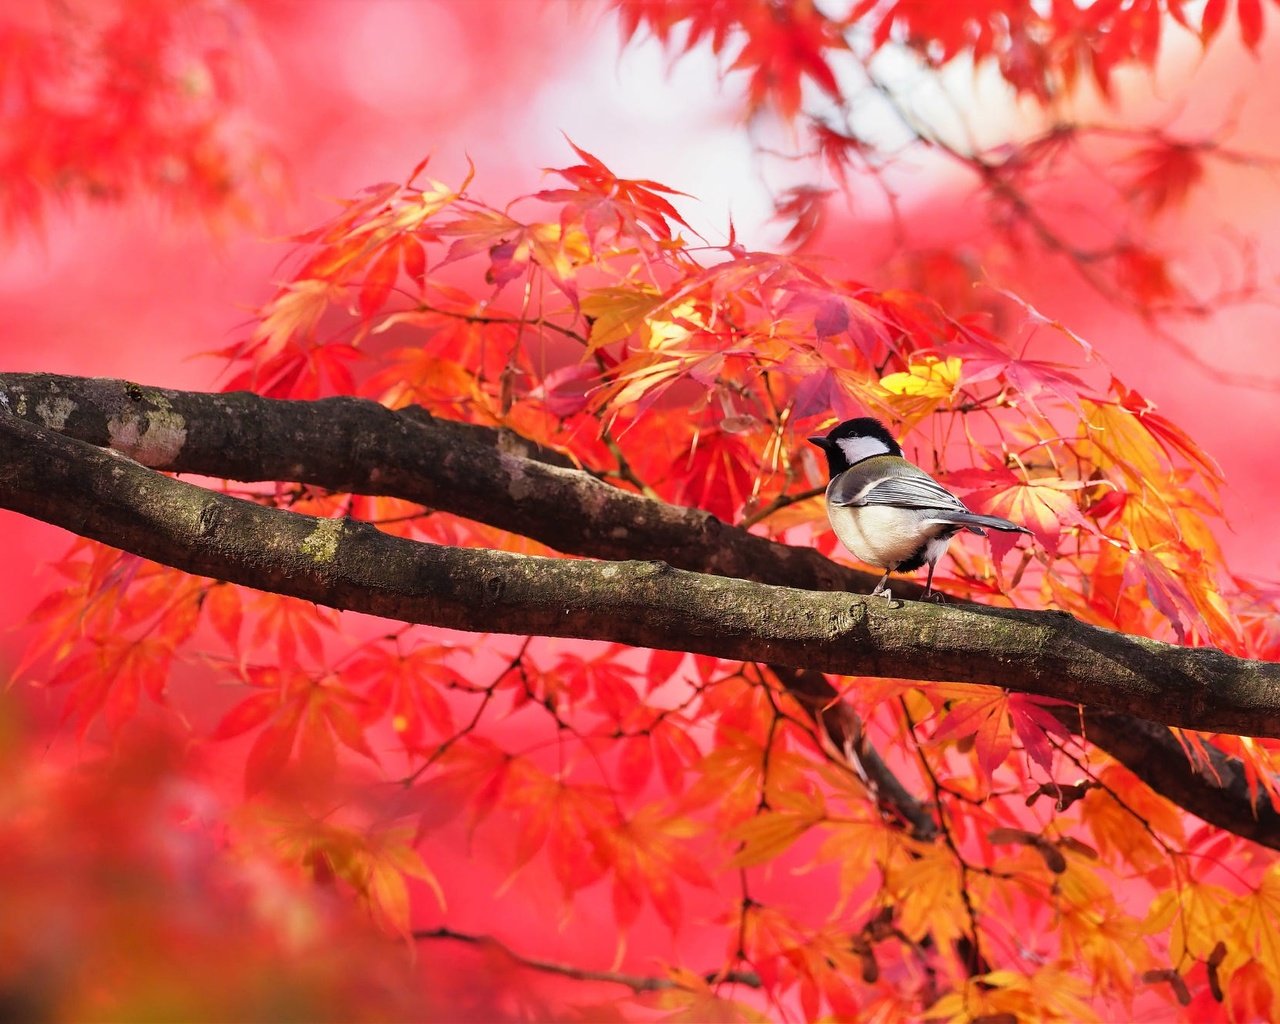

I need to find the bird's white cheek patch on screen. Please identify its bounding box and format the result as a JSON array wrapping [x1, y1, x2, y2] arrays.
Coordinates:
[[835, 435, 891, 465]]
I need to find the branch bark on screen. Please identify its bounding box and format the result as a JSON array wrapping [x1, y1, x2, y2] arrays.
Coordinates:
[[0, 372, 880, 592], [2, 372, 1279, 848]]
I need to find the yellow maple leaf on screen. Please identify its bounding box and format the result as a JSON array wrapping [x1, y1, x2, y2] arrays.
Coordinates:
[[1056, 864, 1150, 1000], [1078, 397, 1174, 495], [881, 355, 962, 398], [1080, 764, 1184, 870], [879, 355, 963, 428], [1145, 878, 1234, 965], [930, 967, 1099, 1023], [726, 791, 826, 869], [886, 841, 966, 948], [1235, 862, 1280, 978], [581, 284, 666, 351]]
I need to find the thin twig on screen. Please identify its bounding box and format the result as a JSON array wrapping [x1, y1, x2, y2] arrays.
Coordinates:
[[739, 485, 824, 529], [416, 302, 588, 344], [413, 927, 762, 993], [400, 637, 532, 785], [899, 698, 988, 981]]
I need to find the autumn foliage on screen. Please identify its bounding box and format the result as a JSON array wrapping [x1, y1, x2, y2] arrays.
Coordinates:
[[5, 0, 1280, 1020]]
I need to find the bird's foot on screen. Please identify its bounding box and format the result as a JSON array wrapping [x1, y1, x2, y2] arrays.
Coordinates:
[[867, 581, 902, 609]]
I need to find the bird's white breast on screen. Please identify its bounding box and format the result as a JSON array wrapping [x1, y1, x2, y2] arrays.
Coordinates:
[[826, 503, 955, 570]]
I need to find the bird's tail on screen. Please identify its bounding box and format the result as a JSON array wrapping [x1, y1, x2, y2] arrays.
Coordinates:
[[927, 512, 1033, 535]]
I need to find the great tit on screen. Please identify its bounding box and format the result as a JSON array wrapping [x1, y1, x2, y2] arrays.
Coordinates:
[[808, 417, 1031, 599]]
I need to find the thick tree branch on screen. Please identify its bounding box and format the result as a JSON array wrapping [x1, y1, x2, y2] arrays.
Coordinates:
[[2, 373, 1279, 849], [2, 407, 1279, 734], [0, 372, 885, 593]]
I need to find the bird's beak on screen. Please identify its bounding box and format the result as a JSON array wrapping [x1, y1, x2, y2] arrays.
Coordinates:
[[807, 436, 828, 449]]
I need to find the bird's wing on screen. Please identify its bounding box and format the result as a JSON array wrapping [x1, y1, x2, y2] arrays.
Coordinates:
[[861, 474, 970, 510], [828, 459, 969, 512]]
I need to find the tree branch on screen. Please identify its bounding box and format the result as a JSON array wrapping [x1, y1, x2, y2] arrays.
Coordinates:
[[0, 372, 882, 593], [413, 927, 761, 993], [2, 406, 1278, 732], [1073, 709, 1280, 848], [2, 372, 1279, 849]]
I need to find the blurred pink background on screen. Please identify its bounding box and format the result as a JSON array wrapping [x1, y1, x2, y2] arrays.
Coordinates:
[[3, 6, 1278, 1014]]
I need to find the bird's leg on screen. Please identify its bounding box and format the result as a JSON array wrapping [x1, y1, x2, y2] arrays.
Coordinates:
[[870, 568, 893, 600], [921, 561, 945, 602]]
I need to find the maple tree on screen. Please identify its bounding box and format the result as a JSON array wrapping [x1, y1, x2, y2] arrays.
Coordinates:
[[3, 0, 1280, 1020]]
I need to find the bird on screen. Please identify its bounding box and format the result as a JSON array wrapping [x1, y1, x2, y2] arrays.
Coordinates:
[[807, 417, 1031, 600]]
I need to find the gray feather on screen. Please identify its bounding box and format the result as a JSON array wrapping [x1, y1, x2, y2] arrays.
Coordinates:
[[828, 455, 965, 511], [923, 510, 1032, 534], [828, 455, 1031, 534]]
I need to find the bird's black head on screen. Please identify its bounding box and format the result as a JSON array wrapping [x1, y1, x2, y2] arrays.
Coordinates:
[[807, 417, 902, 476]]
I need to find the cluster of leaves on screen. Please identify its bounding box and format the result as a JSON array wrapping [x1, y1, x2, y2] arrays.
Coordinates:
[[21, 135, 1280, 1020], [615, 0, 1277, 338], [615, 0, 1273, 114], [0, 0, 277, 235], [219, 141, 1253, 652]]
